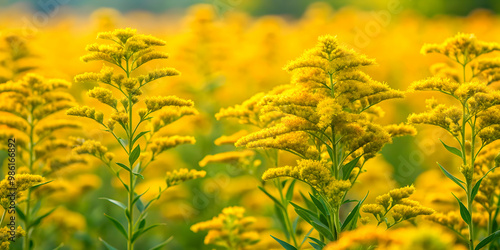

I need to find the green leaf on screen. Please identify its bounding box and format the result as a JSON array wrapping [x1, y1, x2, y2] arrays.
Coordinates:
[[452, 193, 471, 225], [440, 139, 463, 158], [149, 236, 173, 250], [341, 156, 361, 180], [310, 242, 323, 250], [32, 200, 42, 216], [133, 131, 150, 145], [116, 172, 129, 192], [292, 216, 299, 235], [119, 138, 127, 148], [99, 238, 118, 250], [290, 202, 334, 241], [129, 145, 141, 165], [132, 224, 163, 243], [308, 237, 326, 249], [258, 186, 285, 210], [300, 228, 314, 247], [15, 207, 26, 221], [274, 204, 290, 240], [138, 218, 146, 230], [270, 235, 297, 250], [286, 179, 296, 202], [437, 162, 465, 191], [136, 196, 145, 213], [311, 221, 334, 241], [30, 180, 53, 190], [309, 193, 328, 217], [472, 167, 497, 201], [104, 214, 128, 239], [300, 192, 317, 211], [30, 208, 56, 228], [116, 162, 131, 172], [476, 230, 500, 250], [100, 198, 127, 210], [133, 172, 145, 179], [342, 192, 369, 231]]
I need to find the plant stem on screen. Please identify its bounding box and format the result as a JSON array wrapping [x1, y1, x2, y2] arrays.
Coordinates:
[[126, 65, 135, 250], [23, 109, 35, 250]]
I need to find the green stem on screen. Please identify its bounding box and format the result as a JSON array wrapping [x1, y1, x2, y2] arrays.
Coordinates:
[[275, 179, 298, 247], [23, 108, 35, 250], [467, 181, 474, 250], [126, 64, 134, 250]]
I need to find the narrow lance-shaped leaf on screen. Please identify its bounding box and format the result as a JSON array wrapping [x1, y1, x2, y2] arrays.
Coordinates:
[[452, 193, 471, 225], [129, 145, 141, 165], [104, 214, 128, 239], [341, 156, 361, 180], [440, 139, 463, 158], [270, 235, 297, 250], [475, 230, 500, 250], [471, 166, 497, 201], [342, 192, 369, 231], [438, 162, 465, 191]]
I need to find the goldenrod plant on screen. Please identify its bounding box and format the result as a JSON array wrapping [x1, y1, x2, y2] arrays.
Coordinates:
[[0, 72, 82, 250], [408, 33, 500, 250], [216, 35, 415, 249], [68, 28, 205, 250]]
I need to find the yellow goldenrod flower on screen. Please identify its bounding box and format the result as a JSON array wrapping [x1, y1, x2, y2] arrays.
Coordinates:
[[199, 150, 255, 167], [145, 96, 194, 113], [0, 174, 44, 209], [87, 86, 118, 108], [150, 136, 196, 155], [165, 168, 206, 187], [421, 33, 500, 62], [214, 130, 248, 146]]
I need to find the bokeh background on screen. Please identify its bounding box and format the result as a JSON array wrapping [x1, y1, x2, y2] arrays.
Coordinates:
[[1, 0, 499, 249]]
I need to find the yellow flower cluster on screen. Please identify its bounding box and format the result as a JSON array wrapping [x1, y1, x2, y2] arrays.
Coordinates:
[[214, 130, 248, 146], [0, 174, 44, 209], [165, 168, 206, 187], [149, 136, 196, 155], [87, 87, 118, 108], [145, 96, 194, 113], [190, 206, 259, 248], [34, 120, 81, 137], [421, 33, 500, 64], [362, 186, 434, 227], [198, 150, 255, 167], [67, 106, 104, 123], [44, 207, 87, 233], [0, 226, 25, 250], [71, 137, 114, 163], [149, 107, 198, 132]]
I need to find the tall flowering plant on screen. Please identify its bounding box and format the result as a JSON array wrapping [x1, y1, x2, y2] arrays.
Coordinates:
[[67, 28, 205, 250], [216, 35, 422, 248], [408, 33, 500, 250]]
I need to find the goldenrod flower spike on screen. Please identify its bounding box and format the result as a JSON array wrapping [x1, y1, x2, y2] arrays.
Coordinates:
[[165, 168, 206, 187], [362, 186, 434, 228], [70, 28, 199, 250]]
